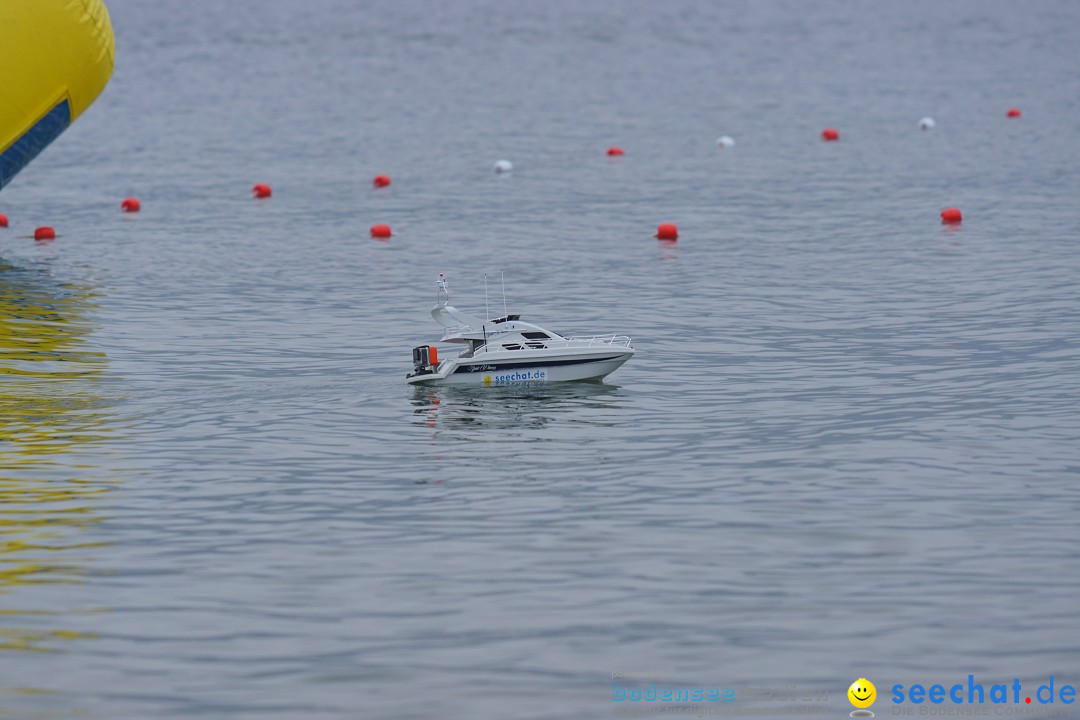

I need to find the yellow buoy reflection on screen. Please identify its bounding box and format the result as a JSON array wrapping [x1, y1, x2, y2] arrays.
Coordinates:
[[0, 258, 112, 662]]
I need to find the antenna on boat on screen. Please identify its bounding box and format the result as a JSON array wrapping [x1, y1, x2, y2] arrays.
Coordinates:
[[436, 273, 448, 307], [501, 269, 507, 317], [484, 273, 489, 320]]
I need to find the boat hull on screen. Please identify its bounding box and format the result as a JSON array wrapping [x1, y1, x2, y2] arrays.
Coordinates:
[[406, 349, 633, 386]]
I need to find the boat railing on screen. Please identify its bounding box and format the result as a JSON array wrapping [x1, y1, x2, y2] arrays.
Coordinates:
[[438, 325, 471, 340], [555, 334, 633, 349]]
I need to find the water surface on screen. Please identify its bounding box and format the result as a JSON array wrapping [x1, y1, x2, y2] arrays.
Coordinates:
[[1, 1, 1079, 718]]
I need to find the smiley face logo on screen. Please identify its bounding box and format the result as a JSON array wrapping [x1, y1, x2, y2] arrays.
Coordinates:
[[483, 375, 493, 386], [848, 678, 876, 709]]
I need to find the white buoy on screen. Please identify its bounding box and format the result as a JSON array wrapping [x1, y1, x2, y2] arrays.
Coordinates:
[[716, 135, 735, 149], [493, 159, 513, 173], [918, 117, 936, 130]]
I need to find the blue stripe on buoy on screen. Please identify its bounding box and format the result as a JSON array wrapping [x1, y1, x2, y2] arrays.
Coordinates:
[[0, 99, 72, 191]]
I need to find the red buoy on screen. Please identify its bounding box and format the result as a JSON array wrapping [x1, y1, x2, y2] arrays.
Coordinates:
[[0, 213, 8, 228], [821, 128, 839, 141], [121, 197, 141, 213], [34, 226, 56, 240], [941, 208, 963, 224], [373, 174, 391, 188], [371, 224, 393, 238], [253, 183, 272, 198], [656, 223, 678, 241], [607, 147, 624, 156], [1006, 108, 1022, 118]]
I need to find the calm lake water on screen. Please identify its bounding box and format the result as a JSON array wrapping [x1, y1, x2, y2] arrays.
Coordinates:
[[2, 1, 1079, 718]]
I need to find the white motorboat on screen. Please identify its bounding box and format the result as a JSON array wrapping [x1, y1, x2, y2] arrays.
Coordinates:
[[405, 275, 635, 386]]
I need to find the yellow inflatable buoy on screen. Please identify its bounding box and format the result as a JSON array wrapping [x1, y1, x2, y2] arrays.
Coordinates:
[[0, 0, 115, 191]]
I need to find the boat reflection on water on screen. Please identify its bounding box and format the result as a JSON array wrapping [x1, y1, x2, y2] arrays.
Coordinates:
[[410, 380, 626, 432], [0, 258, 112, 671]]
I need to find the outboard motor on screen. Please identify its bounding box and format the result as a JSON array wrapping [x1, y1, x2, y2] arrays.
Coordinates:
[[411, 345, 439, 374]]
